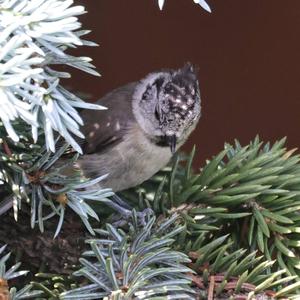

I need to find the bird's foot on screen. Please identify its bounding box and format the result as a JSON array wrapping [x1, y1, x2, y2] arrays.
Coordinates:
[[112, 194, 132, 209], [108, 195, 153, 227]]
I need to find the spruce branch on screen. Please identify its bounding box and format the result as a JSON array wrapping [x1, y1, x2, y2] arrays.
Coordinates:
[[185, 235, 300, 299], [128, 137, 300, 282], [0, 0, 117, 235], [60, 213, 195, 300], [0, 123, 41, 218], [25, 145, 113, 237], [0, 244, 42, 300], [0, 0, 104, 153], [0, 135, 114, 236], [29, 273, 80, 300], [185, 137, 300, 278], [26, 214, 300, 299]]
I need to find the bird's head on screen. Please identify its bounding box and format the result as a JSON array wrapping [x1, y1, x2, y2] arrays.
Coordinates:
[[133, 63, 201, 153]]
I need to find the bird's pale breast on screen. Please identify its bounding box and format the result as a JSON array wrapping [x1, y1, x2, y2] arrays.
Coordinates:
[[77, 124, 172, 191]]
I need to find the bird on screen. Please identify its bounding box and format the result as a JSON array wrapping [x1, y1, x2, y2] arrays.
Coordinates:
[[0, 63, 202, 217], [76, 63, 201, 192]]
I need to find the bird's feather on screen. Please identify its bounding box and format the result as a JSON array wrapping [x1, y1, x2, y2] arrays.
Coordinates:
[[76, 82, 138, 154]]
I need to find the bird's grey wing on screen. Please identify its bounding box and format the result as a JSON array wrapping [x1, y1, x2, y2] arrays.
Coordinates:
[[79, 82, 137, 154]]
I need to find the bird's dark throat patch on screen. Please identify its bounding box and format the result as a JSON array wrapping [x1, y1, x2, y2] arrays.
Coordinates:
[[153, 134, 177, 154]]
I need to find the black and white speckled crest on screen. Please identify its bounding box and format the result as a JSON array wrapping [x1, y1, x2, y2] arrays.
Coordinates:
[[133, 63, 201, 147]]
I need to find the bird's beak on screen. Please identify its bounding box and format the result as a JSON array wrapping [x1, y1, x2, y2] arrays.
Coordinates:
[[166, 135, 177, 154]]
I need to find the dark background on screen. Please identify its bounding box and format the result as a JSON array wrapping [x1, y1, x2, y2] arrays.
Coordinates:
[[71, 0, 300, 166]]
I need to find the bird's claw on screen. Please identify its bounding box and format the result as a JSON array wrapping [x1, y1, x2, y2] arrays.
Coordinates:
[[108, 195, 153, 227]]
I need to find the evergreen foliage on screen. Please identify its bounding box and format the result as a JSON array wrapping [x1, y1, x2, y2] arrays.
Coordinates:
[[0, 245, 42, 299], [130, 137, 300, 280], [60, 213, 194, 300], [0, 0, 103, 153], [1, 1, 300, 300]]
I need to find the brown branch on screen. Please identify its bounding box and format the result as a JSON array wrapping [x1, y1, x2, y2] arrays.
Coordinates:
[[208, 275, 215, 300], [225, 282, 255, 292], [0, 278, 10, 300], [190, 273, 205, 289], [2, 141, 12, 157]]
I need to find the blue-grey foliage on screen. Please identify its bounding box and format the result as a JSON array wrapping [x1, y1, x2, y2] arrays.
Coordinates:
[[0, 0, 105, 154], [0, 245, 42, 299], [61, 214, 195, 300]]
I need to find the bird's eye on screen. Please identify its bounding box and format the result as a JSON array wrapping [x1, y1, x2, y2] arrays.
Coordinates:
[[154, 77, 164, 92], [142, 85, 155, 100], [164, 82, 173, 93]]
